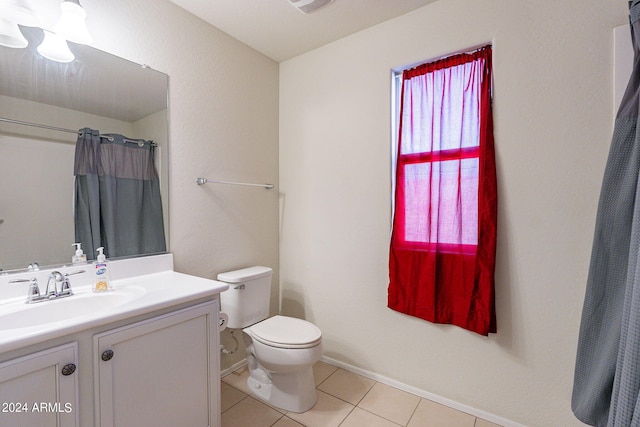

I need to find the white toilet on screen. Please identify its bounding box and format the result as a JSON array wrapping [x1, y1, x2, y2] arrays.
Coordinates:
[[218, 266, 323, 413]]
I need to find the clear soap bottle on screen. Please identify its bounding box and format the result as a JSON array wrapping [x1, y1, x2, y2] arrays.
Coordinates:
[[72, 243, 87, 265], [93, 247, 112, 292]]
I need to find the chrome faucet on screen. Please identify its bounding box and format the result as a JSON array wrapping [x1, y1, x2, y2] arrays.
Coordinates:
[[43, 270, 85, 300], [10, 270, 85, 304], [44, 271, 67, 299]]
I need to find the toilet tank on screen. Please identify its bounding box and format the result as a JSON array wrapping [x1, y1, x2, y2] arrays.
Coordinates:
[[218, 266, 272, 329]]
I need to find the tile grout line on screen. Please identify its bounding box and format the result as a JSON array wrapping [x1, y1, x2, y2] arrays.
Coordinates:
[[351, 380, 407, 427], [335, 403, 357, 427], [403, 397, 422, 427], [221, 391, 249, 416]]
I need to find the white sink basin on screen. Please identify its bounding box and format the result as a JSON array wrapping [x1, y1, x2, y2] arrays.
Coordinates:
[[0, 287, 146, 330]]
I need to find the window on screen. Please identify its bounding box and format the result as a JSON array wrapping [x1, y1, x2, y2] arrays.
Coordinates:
[[388, 46, 497, 336], [393, 57, 481, 253]]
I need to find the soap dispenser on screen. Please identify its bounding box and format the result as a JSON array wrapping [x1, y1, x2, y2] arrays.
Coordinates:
[[72, 243, 87, 265], [93, 247, 112, 292]]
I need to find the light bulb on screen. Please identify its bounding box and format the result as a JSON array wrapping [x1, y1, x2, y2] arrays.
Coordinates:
[[53, 0, 91, 45], [37, 30, 74, 63], [0, 17, 28, 48], [0, 0, 39, 27]]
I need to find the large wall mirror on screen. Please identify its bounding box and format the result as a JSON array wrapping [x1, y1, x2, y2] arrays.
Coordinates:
[[0, 28, 169, 273]]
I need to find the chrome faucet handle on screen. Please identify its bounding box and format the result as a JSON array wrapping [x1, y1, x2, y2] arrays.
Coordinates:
[[64, 270, 85, 277], [26, 278, 41, 303], [60, 277, 72, 295], [9, 277, 41, 304], [59, 270, 84, 296], [9, 277, 34, 284]]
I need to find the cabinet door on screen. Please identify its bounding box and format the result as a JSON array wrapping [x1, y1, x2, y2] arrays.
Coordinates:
[[0, 343, 79, 427], [94, 301, 219, 427]]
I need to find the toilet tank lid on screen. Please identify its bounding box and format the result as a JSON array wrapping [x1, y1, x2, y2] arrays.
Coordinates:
[[217, 266, 272, 283]]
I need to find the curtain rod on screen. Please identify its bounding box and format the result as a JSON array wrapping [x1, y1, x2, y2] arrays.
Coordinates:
[[0, 116, 156, 147], [196, 177, 274, 190]]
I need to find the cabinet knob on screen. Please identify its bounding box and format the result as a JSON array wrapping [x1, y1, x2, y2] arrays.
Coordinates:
[[101, 350, 114, 361], [61, 363, 76, 376]]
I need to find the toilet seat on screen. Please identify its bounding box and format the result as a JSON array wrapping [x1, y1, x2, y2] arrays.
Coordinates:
[[248, 315, 322, 349]]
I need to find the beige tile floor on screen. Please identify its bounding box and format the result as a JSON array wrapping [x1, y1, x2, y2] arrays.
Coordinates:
[[221, 361, 503, 427]]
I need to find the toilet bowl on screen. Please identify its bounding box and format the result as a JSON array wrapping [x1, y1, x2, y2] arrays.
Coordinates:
[[218, 267, 323, 413], [243, 315, 323, 412]]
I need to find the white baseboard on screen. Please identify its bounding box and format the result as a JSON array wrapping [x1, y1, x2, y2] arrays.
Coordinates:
[[321, 356, 527, 427]]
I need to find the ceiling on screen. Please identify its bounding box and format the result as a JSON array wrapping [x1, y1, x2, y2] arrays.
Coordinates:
[[167, 0, 440, 62]]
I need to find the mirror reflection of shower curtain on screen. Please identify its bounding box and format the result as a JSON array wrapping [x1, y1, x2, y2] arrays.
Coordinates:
[[73, 128, 166, 261]]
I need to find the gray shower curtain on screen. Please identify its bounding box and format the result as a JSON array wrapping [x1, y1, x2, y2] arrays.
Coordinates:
[[573, 2, 640, 426], [74, 128, 166, 261]]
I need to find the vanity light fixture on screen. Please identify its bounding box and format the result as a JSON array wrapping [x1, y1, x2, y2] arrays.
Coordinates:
[[37, 30, 75, 63], [0, 0, 92, 62], [53, 0, 92, 45], [0, 17, 28, 48]]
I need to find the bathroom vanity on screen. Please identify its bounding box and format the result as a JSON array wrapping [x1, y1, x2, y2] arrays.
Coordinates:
[[0, 254, 227, 427]]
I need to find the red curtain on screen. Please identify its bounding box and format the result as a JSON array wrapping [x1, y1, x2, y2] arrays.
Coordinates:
[[388, 46, 497, 336]]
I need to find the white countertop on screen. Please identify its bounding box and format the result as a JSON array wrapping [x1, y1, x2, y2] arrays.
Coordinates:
[[0, 254, 228, 353]]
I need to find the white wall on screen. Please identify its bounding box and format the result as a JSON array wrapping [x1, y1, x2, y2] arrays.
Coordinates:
[[0, 134, 74, 269], [80, 0, 280, 370], [279, 1, 628, 426]]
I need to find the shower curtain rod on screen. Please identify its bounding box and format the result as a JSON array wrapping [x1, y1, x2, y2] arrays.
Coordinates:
[[196, 177, 274, 190], [0, 116, 156, 146]]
